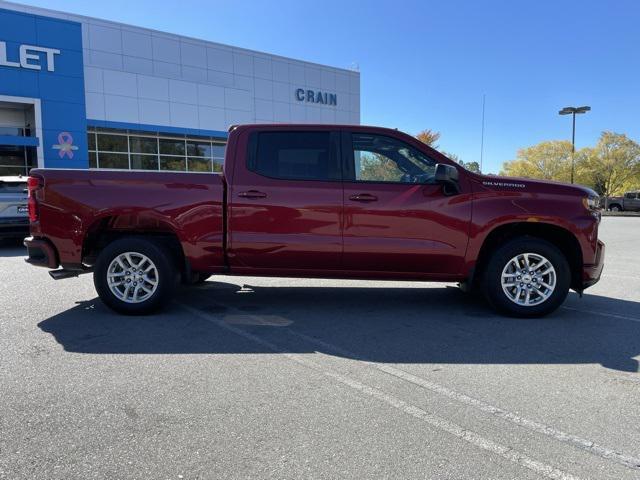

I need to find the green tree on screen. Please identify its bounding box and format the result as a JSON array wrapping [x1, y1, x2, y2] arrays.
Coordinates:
[[440, 151, 481, 173], [359, 152, 402, 182], [579, 132, 640, 197], [500, 141, 574, 181]]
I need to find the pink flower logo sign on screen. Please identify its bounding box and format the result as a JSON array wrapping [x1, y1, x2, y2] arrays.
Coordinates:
[[52, 132, 79, 159]]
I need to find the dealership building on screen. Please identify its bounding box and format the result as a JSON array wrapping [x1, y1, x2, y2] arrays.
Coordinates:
[[0, 1, 361, 176]]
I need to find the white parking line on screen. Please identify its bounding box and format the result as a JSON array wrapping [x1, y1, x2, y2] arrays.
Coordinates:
[[179, 302, 583, 480], [287, 330, 640, 471], [561, 306, 640, 324]]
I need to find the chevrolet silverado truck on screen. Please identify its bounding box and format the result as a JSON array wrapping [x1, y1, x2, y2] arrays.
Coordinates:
[[24, 124, 605, 317]]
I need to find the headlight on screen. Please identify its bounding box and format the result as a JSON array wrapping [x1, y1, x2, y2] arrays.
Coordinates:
[[583, 195, 600, 210]]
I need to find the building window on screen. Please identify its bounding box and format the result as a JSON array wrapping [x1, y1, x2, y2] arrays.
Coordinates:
[[0, 145, 37, 177], [87, 128, 226, 173]]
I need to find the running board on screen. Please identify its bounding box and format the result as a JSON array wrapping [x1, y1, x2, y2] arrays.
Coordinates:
[[49, 268, 91, 280]]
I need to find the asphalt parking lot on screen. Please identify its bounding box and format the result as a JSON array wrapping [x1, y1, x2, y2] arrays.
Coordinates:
[[1, 217, 639, 480]]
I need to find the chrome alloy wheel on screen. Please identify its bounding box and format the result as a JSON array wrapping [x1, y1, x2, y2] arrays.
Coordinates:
[[500, 253, 556, 306], [107, 252, 159, 304]]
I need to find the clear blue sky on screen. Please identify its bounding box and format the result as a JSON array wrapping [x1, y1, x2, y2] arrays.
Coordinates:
[[20, 0, 640, 173]]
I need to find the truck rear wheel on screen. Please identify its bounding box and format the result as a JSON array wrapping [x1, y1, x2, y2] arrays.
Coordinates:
[[94, 237, 178, 315], [481, 237, 570, 317]]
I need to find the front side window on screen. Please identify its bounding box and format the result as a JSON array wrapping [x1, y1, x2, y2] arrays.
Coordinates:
[[250, 131, 339, 181], [625, 192, 637, 199], [350, 133, 436, 184]]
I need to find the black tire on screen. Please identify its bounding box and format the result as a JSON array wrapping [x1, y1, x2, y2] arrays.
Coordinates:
[[94, 237, 178, 315], [481, 237, 571, 318], [609, 204, 622, 212]]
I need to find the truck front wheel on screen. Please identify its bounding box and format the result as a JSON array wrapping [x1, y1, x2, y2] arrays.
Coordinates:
[[481, 237, 571, 317], [94, 237, 178, 315]]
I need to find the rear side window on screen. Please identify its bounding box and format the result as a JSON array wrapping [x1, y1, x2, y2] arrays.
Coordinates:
[[248, 131, 340, 181]]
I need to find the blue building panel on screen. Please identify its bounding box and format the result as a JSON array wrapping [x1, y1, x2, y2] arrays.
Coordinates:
[[0, 9, 37, 43], [35, 16, 85, 52], [0, 7, 88, 169]]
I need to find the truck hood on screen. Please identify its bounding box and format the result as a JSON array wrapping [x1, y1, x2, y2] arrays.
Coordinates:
[[471, 173, 598, 198]]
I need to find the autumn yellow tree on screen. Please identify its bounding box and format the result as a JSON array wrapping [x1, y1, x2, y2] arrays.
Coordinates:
[[415, 129, 441, 148], [500, 141, 575, 182], [579, 132, 640, 196]]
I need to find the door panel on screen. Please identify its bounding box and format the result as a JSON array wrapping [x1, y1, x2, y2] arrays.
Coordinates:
[[228, 129, 343, 271], [341, 131, 472, 275], [343, 183, 472, 274]]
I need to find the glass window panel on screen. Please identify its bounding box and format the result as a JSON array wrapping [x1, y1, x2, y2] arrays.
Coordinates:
[[159, 139, 186, 156], [132, 130, 158, 137], [212, 144, 226, 159], [89, 151, 97, 169], [131, 154, 159, 170], [188, 134, 211, 141], [130, 136, 158, 154], [0, 145, 26, 167], [0, 145, 25, 155], [0, 156, 26, 167], [352, 133, 436, 184], [160, 156, 186, 171], [0, 166, 26, 176], [97, 134, 128, 153], [0, 126, 24, 136], [212, 159, 223, 172], [98, 153, 129, 169], [253, 132, 337, 181], [25, 147, 36, 167], [95, 127, 127, 134], [187, 141, 212, 158], [88, 132, 96, 151], [187, 157, 211, 172]]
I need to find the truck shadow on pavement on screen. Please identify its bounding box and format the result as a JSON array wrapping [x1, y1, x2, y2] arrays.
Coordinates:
[[38, 281, 640, 373]]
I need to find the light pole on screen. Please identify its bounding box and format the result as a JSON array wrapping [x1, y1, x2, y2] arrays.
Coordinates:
[[559, 105, 590, 184]]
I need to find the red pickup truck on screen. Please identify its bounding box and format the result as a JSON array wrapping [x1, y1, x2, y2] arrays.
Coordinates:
[[24, 124, 604, 317]]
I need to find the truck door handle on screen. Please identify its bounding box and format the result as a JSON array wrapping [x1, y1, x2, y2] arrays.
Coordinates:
[[349, 193, 378, 202], [238, 190, 267, 199]]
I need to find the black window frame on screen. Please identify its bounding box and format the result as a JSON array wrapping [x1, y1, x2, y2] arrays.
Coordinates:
[[247, 130, 342, 182], [342, 131, 441, 185]]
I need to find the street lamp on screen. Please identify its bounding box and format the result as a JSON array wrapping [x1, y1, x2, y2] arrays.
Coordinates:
[[559, 105, 591, 184]]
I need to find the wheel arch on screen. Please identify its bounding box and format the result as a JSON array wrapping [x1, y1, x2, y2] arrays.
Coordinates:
[[81, 214, 187, 274], [472, 222, 583, 291]]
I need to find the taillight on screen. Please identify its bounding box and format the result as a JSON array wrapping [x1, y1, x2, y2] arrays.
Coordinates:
[[27, 176, 42, 222]]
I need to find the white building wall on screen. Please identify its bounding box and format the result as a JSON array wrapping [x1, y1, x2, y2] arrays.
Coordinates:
[[0, 0, 361, 133]]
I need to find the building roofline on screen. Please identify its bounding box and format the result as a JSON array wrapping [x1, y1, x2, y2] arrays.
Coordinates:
[[0, 0, 360, 76]]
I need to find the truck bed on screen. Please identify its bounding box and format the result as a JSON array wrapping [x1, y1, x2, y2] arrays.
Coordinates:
[[29, 169, 225, 271]]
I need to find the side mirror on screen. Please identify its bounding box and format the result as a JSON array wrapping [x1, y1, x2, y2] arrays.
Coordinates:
[[434, 163, 460, 195]]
